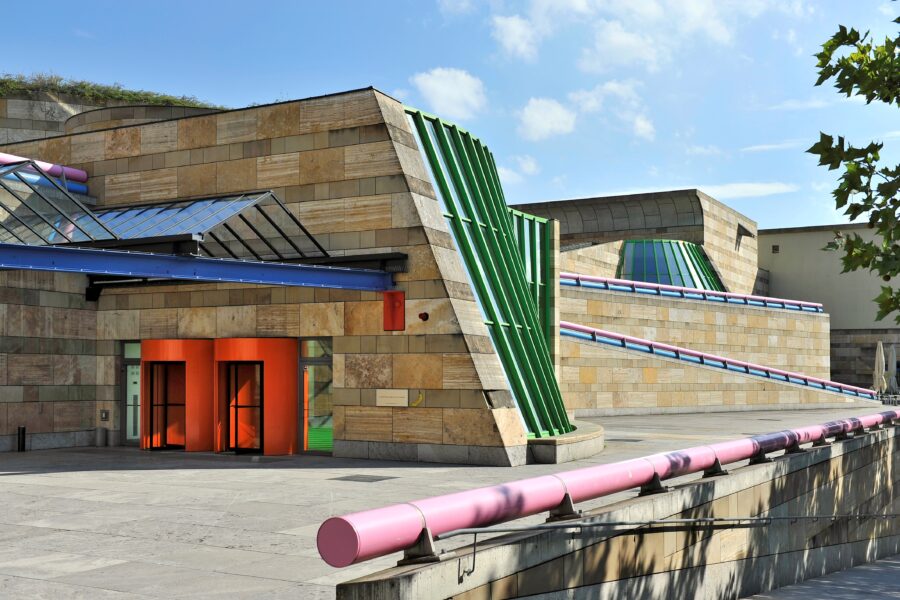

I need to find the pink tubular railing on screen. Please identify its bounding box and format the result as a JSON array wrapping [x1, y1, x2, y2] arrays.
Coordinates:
[[560, 272, 824, 312], [318, 409, 900, 567], [0, 151, 89, 183], [560, 321, 875, 399]]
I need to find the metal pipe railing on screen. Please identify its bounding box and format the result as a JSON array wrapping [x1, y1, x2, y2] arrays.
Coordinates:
[[560, 272, 824, 312], [317, 409, 899, 567], [560, 321, 875, 399], [0, 151, 88, 183]]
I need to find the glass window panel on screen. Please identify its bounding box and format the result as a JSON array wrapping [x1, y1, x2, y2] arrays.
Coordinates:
[[656, 242, 671, 285], [301, 338, 333, 358], [671, 242, 694, 287], [631, 241, 644, 280], [621, 240, 633, 278], [663, 243, 683, 287]]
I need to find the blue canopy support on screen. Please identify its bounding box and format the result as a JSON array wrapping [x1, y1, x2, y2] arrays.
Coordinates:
[[0, 243, 393, 292]]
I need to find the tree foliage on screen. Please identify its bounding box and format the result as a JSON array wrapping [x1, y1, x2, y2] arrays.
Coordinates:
[[809, 14, 900, 322]]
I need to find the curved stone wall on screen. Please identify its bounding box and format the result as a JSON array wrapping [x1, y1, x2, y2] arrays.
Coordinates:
[[0, 92, 101, 144], [65, 105, 220, 134]]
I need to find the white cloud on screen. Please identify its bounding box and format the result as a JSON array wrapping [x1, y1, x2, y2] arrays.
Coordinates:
[[517, 98, 576, 141], [514, 155, 540, 175], [491, 15, 540, 61], [686, 144, 722, 156], [632, 114, 655, 140], [410, 68, 486, 120], [579, 20, 661, 73], [879, 3, 896, 17], [773, 28, 803, 56], [73, 28, 95, 39], [438, 0, 474, 15], [700, 182, 799, 199], [569, 79, 654, 141], [767, 97, 830, 110], [741, 139, 805, 152], [498, 166, 524, 185], [499, 155, 541, 185]]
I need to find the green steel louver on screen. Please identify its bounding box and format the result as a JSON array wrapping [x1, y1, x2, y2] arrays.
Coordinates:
[[405, 107, 571, 438], [617, 239, 726, 292]]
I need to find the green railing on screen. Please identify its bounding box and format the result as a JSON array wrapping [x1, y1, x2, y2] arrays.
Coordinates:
[[508, 208, 555, 351], [406, 107, 572, 437]]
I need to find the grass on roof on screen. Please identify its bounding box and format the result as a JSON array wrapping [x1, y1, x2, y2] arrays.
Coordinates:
[[0, 73, 221, 109]]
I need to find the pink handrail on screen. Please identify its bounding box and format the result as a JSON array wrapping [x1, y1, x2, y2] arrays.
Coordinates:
[[560, 321, 875, 397], [317, 409, 899, 567], [0, 151, 89, 183], [561, 272, 824, 311]]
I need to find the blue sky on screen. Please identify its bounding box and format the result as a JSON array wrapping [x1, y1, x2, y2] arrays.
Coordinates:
[[5, 0, 898, 228]]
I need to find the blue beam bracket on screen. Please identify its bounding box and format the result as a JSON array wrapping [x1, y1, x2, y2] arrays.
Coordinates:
[[0, 243, 394, 294]]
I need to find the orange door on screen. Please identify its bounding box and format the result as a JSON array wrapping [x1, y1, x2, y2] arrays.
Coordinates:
[[147, 362, 186, 449], [224, 362, 263, 453]]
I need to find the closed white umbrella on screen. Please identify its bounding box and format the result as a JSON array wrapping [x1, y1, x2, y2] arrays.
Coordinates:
[[888, 345, 899, 395], [874, 341, 887, 394]]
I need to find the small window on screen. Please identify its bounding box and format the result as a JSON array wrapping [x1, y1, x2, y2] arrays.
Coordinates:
[[771, 244, 780, 254]]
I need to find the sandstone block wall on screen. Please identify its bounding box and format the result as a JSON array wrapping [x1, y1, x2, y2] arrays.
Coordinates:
[[0, 271, 110, 451], [697, 191, 758, 294], [0, 95, 99, 144], [560, 337, 850, 415], [561, 287, 831, 378], [559, 241, 622, 277], [0, 89, 528, 464]]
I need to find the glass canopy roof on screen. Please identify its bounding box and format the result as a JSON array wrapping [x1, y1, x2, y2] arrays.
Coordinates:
[[0, 160, 326, 261]]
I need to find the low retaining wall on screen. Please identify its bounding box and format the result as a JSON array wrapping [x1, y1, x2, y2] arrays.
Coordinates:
[[337, 425, 900, 599]]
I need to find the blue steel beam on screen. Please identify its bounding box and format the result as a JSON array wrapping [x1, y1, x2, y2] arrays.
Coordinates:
[[0, 243, 393, 291]]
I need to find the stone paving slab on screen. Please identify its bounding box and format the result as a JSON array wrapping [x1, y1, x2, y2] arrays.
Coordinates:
[[0, 405, 884, 598], [746, 554, 900, 598]]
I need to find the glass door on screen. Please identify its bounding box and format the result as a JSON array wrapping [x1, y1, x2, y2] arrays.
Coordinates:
[[121, 342, 141, 445], [225, 362, 263, 454], [147, 362, 186, 450], [300, 339, 333, 451]]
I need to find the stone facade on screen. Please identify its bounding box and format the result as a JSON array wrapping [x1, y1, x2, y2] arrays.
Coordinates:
[[831, 328, 900, 390], [0, 88, 528, 465], [560, 287, 831, 378], [0, 94, 99, 144], [560, 337, 853, 416], [520, 189, 759, 294], [65, 105, 220, 134], [559, 241, 622, 277], [0, 271, 110, 451]]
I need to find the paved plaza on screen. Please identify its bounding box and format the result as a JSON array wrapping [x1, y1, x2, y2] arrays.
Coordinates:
[[0, 405, 885, 598]]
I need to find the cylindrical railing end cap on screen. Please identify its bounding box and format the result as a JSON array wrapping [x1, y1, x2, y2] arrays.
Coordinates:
[[317, 517, 362, 567]]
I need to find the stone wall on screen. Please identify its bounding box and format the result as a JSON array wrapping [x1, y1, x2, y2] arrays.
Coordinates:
[[65, 105, 220, 134], [0, 271, 110, 451], [560, 337, 852, 416], [339, 423, 900, 599], [0, 89, 528, 465], [0, 94, 99, 144], [832, 328, 900, 390], [559, 241, 622, 277], [696, 191, 758, 294], [561, 287, 831, 378]]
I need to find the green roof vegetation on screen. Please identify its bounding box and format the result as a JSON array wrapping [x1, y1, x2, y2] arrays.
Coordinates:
[[0, 73, 221, 109]]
